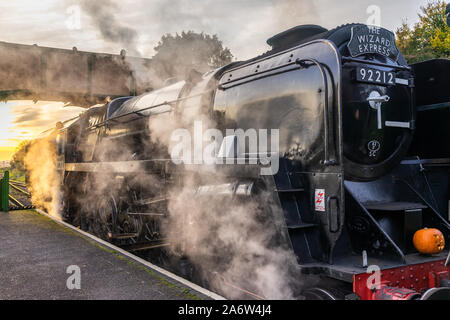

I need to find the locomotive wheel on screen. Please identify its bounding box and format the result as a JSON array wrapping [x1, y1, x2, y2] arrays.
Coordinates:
[[301, 288, 338, 300], [93, 196, 117, 241], [80, 202, 96, 232], [79, 213, 89, 232], [116, 191, 144, 244], [420, 287, 450, 300]]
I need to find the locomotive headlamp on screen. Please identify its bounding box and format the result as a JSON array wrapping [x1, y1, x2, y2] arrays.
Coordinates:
[[367, 91, 390, 129]]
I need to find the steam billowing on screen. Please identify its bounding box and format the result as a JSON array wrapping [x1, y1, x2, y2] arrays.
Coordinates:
[[273, 0, 319, 32], [165, 181, 301, 299], [24, 137, 62, 219], [144, 85, 304, 299], [80, 0, 140, 56]]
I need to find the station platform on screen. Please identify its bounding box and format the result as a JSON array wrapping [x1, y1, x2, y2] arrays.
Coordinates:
[[0, 210, 220, 300]]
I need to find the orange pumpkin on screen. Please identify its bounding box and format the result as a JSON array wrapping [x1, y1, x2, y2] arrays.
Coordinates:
[[413, 228, 445, 254]]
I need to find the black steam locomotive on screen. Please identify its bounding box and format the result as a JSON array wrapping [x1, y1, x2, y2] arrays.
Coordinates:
[[44, 22, 450, 300]]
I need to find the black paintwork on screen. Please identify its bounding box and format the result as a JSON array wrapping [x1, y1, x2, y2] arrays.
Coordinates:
[[341, 56, 414, 180], [409, 59, 450, 158], [52, 23, 450, 295]]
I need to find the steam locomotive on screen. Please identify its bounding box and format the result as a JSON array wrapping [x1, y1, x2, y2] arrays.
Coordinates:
[[42, 22, 450, 299]]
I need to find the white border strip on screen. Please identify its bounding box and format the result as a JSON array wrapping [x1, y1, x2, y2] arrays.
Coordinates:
[[395, 78, 409, 85], [385, 121, 411, 128], [34, 208, 225, 300]]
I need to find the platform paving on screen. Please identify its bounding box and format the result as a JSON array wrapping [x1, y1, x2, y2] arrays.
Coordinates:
[[0, 210, 211, 300]]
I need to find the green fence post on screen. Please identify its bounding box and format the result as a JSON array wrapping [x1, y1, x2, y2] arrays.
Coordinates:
[[1, 170, 9, 212]]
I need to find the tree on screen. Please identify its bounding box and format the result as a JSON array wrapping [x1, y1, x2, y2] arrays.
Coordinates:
[[10, 140, 31, 173], [151, 31, 234, 82], [396, 1, 449, 63]]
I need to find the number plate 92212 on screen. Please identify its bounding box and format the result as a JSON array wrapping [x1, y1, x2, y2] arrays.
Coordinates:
[[356, 66, 395, 85]]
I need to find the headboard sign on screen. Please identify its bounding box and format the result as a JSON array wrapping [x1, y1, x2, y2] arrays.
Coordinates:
[[347, 25, 399, 61]]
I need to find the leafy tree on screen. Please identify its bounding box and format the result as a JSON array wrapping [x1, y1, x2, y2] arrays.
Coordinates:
[[151, 31, 233, 82], [396, 1, 449, 63], [10, 140, 31, 173]]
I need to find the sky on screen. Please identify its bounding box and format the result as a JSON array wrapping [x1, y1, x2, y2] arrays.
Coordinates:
[[0, 0, 435, 160], [0, 101, 84, 160]]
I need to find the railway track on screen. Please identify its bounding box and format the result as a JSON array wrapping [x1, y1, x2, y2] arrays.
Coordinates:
[[8, 180, 34, 210]]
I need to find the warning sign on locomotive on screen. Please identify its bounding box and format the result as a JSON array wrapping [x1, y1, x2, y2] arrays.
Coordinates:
[[315, 189, 325, 212]]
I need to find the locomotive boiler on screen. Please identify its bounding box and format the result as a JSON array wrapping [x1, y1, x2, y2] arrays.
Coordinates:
[[44, 23, 450, 300]]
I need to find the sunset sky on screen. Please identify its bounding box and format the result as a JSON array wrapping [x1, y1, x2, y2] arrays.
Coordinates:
[[0, 101, 84, 160], [0, 0, 434, 160]]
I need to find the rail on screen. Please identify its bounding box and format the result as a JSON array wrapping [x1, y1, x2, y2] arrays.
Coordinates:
[[9, 182, 30, 196]]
